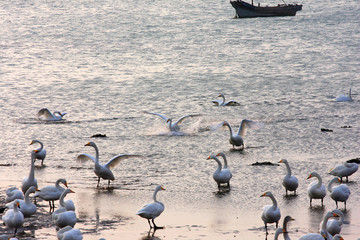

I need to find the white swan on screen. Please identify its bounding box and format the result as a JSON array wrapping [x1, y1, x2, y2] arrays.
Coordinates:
[[329, 162, 358, 182], [5, 187, 24, 203], [274, 227, 286, 240], [260, 192, 281, 234], [326, 209, 344, 236], [6, 186, 37, 217], [2, 200, 24, 236], [57, 226, 83, 240], [222, 119, 263, 149], [21, 150, 38, 194], [77, 142, 142, 187], [37, 108, 67, 121], [279, 159, 299, 196], [136, 185, 165, 229], [307, 172, 326, 207], [207, 154, 232, 189], [33, 178, 68, 210], [328, 177, 350, 209], [282, 216, 295, 240], [30, 140, 47, 165], [335, 88, 352, 102], [212, 94, 240, 106], [332, 234, 344, 240], [143, 111, 201, 132], [52, 189, 75, 220], [298, 211, 338, 240], [54, 210, 77, 228]]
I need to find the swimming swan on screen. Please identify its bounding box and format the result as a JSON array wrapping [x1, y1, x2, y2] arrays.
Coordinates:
[[279, 159, 299, 196], [6, 186, 37, 217], [335, 88, 352, 102], [329, 162, 358, 182], [21, 151, 38, 194], [33, 178, 68, 210], [77, 142, 142, 187], [5, 187, 24, 203], [207, 154, 232, 190], [326, 209, 344, 236], [260, 191, 281, 234], [2, 200, 24, 236], [136, 185, 165, 230], [222, 119, 264, 149], [37, 108, 67, 121], [143, 111, 201, 132], [29, 139, 47, 165], [212, 93, 240, 106], [57, 226, 83, 240], [328, 177, 350, 209], [307, 172, 326, 207]]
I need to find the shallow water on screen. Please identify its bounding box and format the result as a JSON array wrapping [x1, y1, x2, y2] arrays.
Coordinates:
[[1, 0, 360, 239]]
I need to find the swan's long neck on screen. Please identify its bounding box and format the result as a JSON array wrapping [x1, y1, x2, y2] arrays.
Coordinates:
[[223, 122, 234, 137], [93, 144, 100, 165], [24, 189, 32, 204], [212, 156, 223, 173], [269, 194, 278, 208], [327, 178, 338, 193], [59, 191, 67, 207], [220, 95, 225, 105], [284, 162, 292, 177], [37, 141, 44, 151], [314, 173, 323, 188], [221, 154, 228, 169], [348, 88, 352, 98], [13, 202, 20, 213], [153, 188, 161, 203], [29, 152, 36, 180], [321, 212, 333, 232]]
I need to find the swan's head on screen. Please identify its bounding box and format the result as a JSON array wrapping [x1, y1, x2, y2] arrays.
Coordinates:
[[85, 142, 96, 147], [29, 140, 39, 145], [166, 118, 172, 123], [307, 172, 318, 179], [207, 155, 216, 160], [59, 179, 68, 188], [260, 191, 273, 198], [278, 159, 288, 164], [27, 186, 37, 194], [216, 152, 225, 158], [65, 189, 75, 194], [60, 112, 67, 117], [156, 185, 165, 191], [333, 235, 344, 240], [218, 94, 224, 97]]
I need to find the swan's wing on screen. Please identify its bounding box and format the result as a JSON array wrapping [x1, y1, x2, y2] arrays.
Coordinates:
[[104, 154, 143, 169], [225, 100, 240, 106], [37, 108, 54, 120], [143, 111, 168, 122], [237, 119, 264, 137], [77, 154, 97, 164], [212, 100, 222, 106], [174, 114, 202, 125]]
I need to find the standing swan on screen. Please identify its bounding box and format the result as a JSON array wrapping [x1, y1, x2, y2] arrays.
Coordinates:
[[279, 159, 299, 196], [143, 111, 201, 132], [21, 151, 38, 194], [222, 119, 263, 149], [136, 185, 165, 230], [30, 140, 47, 165], [37, 108, 67, 121], [6, 186, 38, 217], [77, 142, 142, 187], [329, 162, 358, 182], [307, 172, 326, 207], [52, 189, 75, 220], [33, 178, 68, 211], [212, 93, 240, 106], [2, 200, 24, 236], [260, 192, 281, 235], [326, 209, 344, 236], [335, 88, 352, 102], [328, 177, 350, 209], [207, 154, 232, 190]]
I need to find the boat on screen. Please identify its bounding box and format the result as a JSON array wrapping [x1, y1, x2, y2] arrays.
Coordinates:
[[230, 0, 302, 18]]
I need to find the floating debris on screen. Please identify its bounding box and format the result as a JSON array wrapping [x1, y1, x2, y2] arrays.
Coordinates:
[[91, 134, 107, 138], [347, 158, 360, 164], [251, 161, 279, 166], [341, 126, 352, 128], [321, 128, 333, 132]]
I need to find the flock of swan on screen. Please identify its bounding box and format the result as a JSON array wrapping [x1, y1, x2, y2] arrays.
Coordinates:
[[0, 91, 357, 239]]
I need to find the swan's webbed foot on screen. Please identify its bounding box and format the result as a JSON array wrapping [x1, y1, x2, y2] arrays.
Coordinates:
[[152, 219, 164, 230]]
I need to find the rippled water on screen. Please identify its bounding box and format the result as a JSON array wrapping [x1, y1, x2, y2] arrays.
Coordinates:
[[1, 0, 359, 239]]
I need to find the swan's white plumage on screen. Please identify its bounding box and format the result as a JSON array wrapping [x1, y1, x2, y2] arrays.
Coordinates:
[[30, 139, 47, 165], [77, 142, 142, 187], [307, 172, 326, 206], [52, 189, 76, 220], [33, 178, 68, 209], [274, 227, 286, 240], [136, 185, 165, 229], [5, 187, 24, 203], [299, 211, 338, 240], [328, 177, 350, 209], [2, 200, 24, 235], [329, 162, 358, 182], [260, 192, 281, 234], [332, 234, 344, 240], [143, 111, 201, 132], [6, 186, 37, 217], [54, 210, 77, 228], [21, 151, 38, 194], [326, 209, 344, 236], [207, 154, 232, 189], [222, 119, 263, 149], [282, 216, 295, 240], [212, 94, 240, 106], [335, 88, 352, 102], [279, 159, 298, 195], [57, 226, 83, 240], [37, 108, 67, 121]]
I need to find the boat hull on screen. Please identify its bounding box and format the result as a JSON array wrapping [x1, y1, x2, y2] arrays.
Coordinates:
[[230, 0, 302, 18]]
